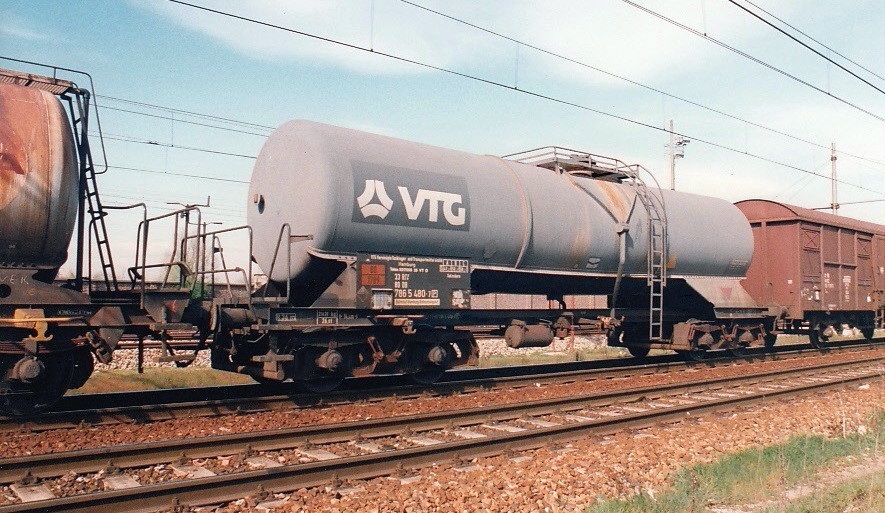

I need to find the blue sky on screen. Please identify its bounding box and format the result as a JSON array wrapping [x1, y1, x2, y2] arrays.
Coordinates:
[[2, 0, 883, 277]]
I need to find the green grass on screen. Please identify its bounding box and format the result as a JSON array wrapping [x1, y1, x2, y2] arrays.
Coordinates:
[[587, 411, 884, 513], [69, 367, 254, 394], [764, 471, 884, 513]]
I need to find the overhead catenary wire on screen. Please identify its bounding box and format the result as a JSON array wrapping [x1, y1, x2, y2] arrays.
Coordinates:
[[97, 94, 276, 131], [773, 160, 828, 199], [727, 0, 885, 96], [107, 165, 250, 184], [100, 105, 271, 138], [741, 0, 885, 84], [167, 0, 884, 197], [401, 0, 885, 168], [95, 131, 258, 159], [618, 0, 885, 123]]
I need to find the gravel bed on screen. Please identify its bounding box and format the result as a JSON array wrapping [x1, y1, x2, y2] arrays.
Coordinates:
[[476, 335, 609, 357], [214, 381, 883, 513], [99, 347, 211, 370]]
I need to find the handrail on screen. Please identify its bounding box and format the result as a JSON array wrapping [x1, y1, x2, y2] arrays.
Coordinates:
[[261, 224, 293, 304], [181, 225, 254, 307], [504, 146, 633, 180], [129, 205, 201, 308], [127, 262, 192, 282]]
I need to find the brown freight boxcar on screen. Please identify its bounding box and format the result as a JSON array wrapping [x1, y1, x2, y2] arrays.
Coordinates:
[[735, 199, 884, 345]]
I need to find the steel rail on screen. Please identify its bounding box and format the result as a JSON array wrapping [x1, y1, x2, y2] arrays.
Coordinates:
[[0, 357, 879, 512], [0, 352, 880, 486], [4, 339, 879, 433], [3, 340, 876, 433]]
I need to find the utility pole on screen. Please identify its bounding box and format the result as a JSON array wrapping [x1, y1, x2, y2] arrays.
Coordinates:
[[667, 119, 690, 190], [830, 142, 838, 214]]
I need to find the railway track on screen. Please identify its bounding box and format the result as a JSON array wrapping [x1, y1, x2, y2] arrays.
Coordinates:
[[3, 340, 878, 433], [0, 348, 880, 512]]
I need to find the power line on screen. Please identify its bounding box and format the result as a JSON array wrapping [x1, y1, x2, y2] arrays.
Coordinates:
[[825, 199, 885, 206], [618, 0, 885, 123], [773, 160, 827, 199], [742, 0, 885, 83], [100, 105, 271, 137], [401, 0, 885, 168], [97, 94, 276, 131], [96, 131, 258, 159], [727, 0, 885, 96], [107, 165, 250, 184], [167, 0, 884, 197]]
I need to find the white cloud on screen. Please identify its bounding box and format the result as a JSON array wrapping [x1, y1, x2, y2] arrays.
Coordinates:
[[141, 0, 510, 75], [138, 1, 846, 94], [0, 11, 51, 41]]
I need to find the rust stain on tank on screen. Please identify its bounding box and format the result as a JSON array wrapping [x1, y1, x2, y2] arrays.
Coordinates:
[[0, 108, 29, 210], [0, 81, 79, 268], [595, 180, 633, 223]]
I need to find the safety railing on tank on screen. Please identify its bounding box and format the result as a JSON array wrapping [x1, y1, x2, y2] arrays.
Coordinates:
[[87, 203, 200, 308], [258, 224, 294, 304], [503, 146, 631, 181], [130, 206, 202, 308], [180, 225, 253, 308]]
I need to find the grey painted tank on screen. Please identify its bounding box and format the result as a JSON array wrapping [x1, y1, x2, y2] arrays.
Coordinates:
[[248, 120, 753, 291], [0, 82, 78, 270]]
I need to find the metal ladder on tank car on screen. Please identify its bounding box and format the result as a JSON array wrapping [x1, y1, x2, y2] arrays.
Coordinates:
[[503, 147, 668, 341], [627, 170, 667, 341], [68, 89, 118, 292]]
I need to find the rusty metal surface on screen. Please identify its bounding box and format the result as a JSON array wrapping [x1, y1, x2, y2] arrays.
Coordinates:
[[0, 82, 78, 269], [736, 199, 885, 318], [737, 199, 884, 236], [0, 68, 74, 95]]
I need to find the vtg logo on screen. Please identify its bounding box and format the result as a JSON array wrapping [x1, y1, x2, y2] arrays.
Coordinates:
[[356, 179, 394, 219], [356, 179, 467, 226], [352, 162, 470, 231]]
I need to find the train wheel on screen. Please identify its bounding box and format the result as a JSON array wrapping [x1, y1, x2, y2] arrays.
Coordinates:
[[295, 347, 349, 393], [409, 343, 452, 385], [0, 353, 74, 417], [606, 327, 623, 346], [627, 345, 650, 358]]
